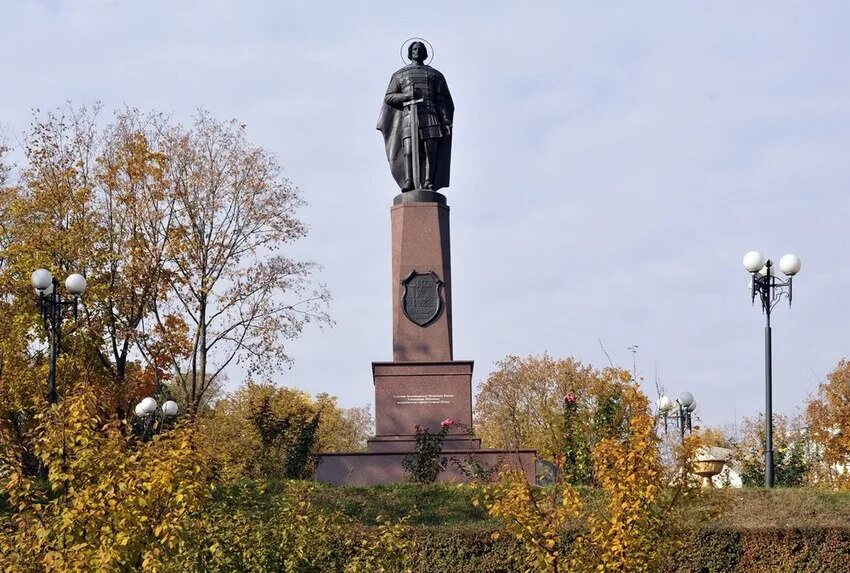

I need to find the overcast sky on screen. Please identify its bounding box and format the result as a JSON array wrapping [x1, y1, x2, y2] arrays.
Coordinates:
[[2, 1, 849, 429]]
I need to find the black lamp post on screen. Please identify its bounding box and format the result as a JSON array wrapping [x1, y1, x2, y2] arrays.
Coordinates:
[[134, 397, 180, 441], [31, 269, 87, 404], [742, 250, 801, 488], [658, 392, 696, 442]]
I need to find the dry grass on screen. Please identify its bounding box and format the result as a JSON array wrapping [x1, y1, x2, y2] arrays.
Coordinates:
[[305, 482, 850, 529], [704, 488, 850, 528]]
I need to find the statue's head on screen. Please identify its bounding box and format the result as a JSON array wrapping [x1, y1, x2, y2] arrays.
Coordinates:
[[408, 41, 427, 63]]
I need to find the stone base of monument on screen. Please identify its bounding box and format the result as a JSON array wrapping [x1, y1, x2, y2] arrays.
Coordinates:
[[365, 434, 481, 452], [313, 191, 537, 486], [315, 449, 536, 486], [314, 360, 536, 485], [372, 361, 474, 436]]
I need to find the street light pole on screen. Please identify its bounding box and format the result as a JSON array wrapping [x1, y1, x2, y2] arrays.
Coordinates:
[[764, 301, 773, 488], [657, 392, 696, 443], [743, 251, 801, 488], [134, 397, 180, 440], [46, 278, 60, 404], [31, 269, 87, 404]]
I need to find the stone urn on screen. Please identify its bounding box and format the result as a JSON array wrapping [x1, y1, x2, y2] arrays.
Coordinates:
[[693, 458, 726, 488]]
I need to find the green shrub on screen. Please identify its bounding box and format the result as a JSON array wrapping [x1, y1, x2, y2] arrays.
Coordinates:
[[166, 481, 417, 572], [159, 481, 850, 573], [402, 424, 451, 483], [665, 528, 742, 573], [411, 527, 850, 573], [409, 525, 523, 573]]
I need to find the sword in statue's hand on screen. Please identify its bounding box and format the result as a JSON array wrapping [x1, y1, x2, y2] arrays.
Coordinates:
[[403, 97, 424, 190]]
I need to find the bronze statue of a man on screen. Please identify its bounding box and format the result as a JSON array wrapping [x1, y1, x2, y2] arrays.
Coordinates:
[[377, 41, 454, 192]]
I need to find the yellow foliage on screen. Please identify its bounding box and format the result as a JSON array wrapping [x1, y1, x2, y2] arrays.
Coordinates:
[[0, 104, 329, 424], [343, 515, 416, 573], [314, 392, 373, 453], [157, 481, 415, 572], [478, 472, 583, 572], [195, 381, 372, 482], [0, 105, 182, 442], [480, 382, 697, 573], [690, 427, 730, 449], [1, 386, 407, 572], [578, 384, 666, 572], [474, 354, 633, 465], [807, 359, 850, 489], [0, 388, 209, 572]]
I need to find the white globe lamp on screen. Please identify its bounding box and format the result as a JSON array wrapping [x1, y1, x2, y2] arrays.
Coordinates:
[[162, 400, 179, 417], [31, 269, 53, 292], [779, 254, 801, 277], [742, 251, 765, 273], [140, 396, 158, 415], [65, 274, 87, 296]]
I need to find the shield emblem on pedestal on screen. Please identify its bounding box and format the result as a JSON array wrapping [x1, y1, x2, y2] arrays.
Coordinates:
[[401, 270, 443, 327]]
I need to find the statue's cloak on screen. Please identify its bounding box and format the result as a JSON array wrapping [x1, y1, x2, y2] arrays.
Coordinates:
[[376, 66, 454, 191]]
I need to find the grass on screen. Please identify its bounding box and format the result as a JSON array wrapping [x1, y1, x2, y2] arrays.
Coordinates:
[[299, 482, 850, 529], [8, 476, 850, 531], [307, 483, 491, 526], [705, 488, 850, 528]]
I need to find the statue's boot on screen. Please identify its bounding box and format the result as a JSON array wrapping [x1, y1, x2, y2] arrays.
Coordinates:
[[402, 179, 414, 191], [422, 140, 437, 190]]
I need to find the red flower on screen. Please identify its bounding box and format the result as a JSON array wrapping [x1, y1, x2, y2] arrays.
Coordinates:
[[440, 418, 454, 427], [563, 393, 577, 404]]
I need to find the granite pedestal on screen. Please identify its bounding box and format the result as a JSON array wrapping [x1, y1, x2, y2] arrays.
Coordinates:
[[315, 191, 536, 485]]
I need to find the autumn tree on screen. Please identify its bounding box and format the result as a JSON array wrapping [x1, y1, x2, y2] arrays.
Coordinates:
[[480, 383, 698, 573], [0, 107, 116, 476], [87, 110, 177, 412], [196, 381, 372, 482], [0, 105, 330, 476], [0, 106, 176, 420], [151, 112, 331, 412], [0, 387, 209, 571], [730, 412, 809, 488], [806, 359, 850, 488], [313, 392, 373, 452], [0, 143, 47, 473], [0, 106, 329, 410], [474, 354, 633, 483]]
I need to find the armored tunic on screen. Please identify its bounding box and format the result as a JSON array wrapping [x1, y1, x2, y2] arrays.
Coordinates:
[[383, 64, 452, 140], [377, 63, 455, 190]]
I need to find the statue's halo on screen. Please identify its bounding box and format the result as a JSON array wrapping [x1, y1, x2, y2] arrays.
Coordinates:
[[400, 37, 434, 65]]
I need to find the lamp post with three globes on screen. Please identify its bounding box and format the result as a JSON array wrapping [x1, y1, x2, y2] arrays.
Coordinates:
[[657, 392, 697, 443], [742, 250, 801, 488], [134, 397, 180, 441], [30, 269, 87, 404]]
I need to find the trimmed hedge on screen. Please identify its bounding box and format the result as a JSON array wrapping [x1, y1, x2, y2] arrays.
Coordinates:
[[672, 527, 850, 573], [409, 526, 521, 573], [403, 526, 850, 572], [154, 484, 850, 571]]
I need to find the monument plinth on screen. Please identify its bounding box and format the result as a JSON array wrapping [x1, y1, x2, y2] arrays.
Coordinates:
[[314, 39, 535, 486], [369, 191, 483, 452], [316, 191, 535, 485], [372, 360, 471, 436], [391, 191, 453, 362]]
